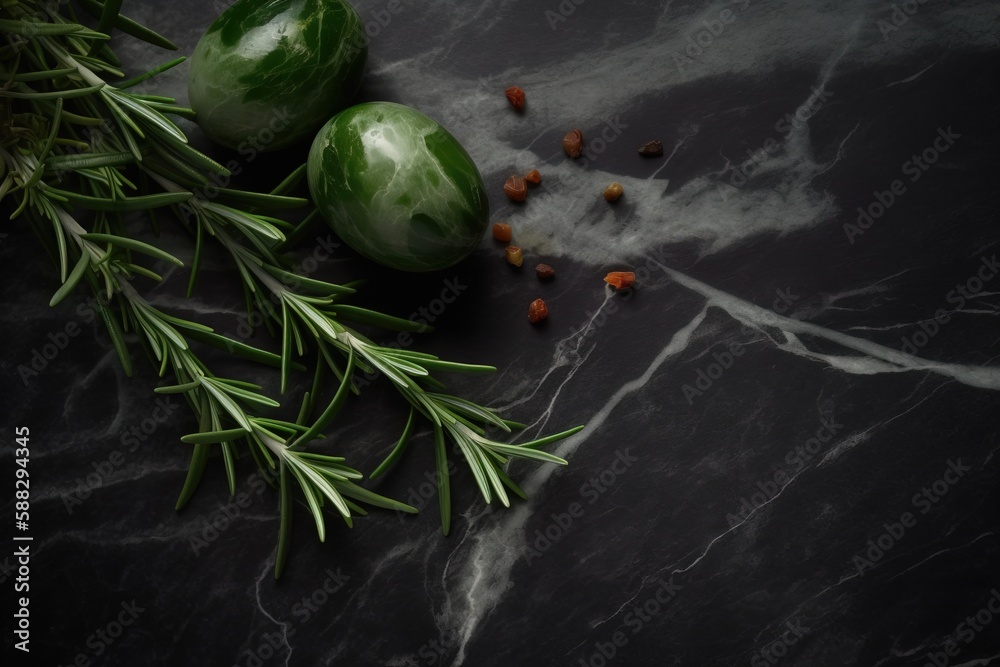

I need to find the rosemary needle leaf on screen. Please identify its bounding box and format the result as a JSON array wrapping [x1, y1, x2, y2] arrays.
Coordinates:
[[336, 483, 418, 514], [79, 232, 184, 266], [12, 67, 78, 82], [182, 329, 292, 370], [291, 347, 355, 448], [175, 443, 211, 510], [213, 188, 309, 211], [484, 442, 569, 466], [494, 465, 529, 501], [281, 303, 293, 394], [0, 18, 84, 36], [370, 407, 416, 479], [428, 394, 509, 432], [180, 428, 249, 445], [434, 424, 452, 535], [270, 162, 308, 197], [94, 0, 125, 45], [221, 441, 237, 495], [117, 57, 187, 89], [0, 83, 106, 99], [154, 380, 201, 394], [288, 464, 327, 542], [46, 151, 134, 171], [93, 291, 133, 376], [263, 265, 354, 296], [517, 424, 586, 451], [51, 189, 192, 213], [330, 305, 431, 333], [75, 0, 180, 50], [49, 251, 90, 307]]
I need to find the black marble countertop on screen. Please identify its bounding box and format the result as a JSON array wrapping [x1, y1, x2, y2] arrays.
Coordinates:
[[4, 1, 1000, 666]]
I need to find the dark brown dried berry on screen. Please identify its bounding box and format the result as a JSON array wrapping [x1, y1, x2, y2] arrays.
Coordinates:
[[563, 129, 583, 158], [638, 140, 664, 157], [505, 86, 525, 111], [535, 263, 555, 280], [504, 175, 527, 202]]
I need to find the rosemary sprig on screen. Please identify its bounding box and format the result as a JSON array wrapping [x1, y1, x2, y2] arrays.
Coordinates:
[[2, 0, 583, 576]]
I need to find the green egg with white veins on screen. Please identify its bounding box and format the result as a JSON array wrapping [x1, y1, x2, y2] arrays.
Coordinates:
[[307, 102, 490, 272], [188, 0, 367, 151]]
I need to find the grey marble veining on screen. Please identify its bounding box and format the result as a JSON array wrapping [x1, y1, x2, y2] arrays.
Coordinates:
[[2, 1, 1000, 666]]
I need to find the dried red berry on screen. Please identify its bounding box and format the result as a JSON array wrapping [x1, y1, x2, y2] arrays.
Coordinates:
[[524, 169, 542, 184], [535, 263, 555, 280], [492, 222, 512, 243], [528, 298, 548, 323], [505, 86, 525, 111], [562, 129, 583, 158], [604, 271, 636, 290], [504, 175, 527, 202]]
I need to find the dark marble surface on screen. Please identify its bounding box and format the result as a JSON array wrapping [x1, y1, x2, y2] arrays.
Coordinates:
[[3, 1, 1000, 666]]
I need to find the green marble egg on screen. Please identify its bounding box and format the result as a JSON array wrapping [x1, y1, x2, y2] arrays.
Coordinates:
[[307, 102, 490, 272], [188, 0, 367, 151]]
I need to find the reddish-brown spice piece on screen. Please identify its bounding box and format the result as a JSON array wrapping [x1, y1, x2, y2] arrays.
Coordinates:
[[638, 140, 664, 157], [504, 175, 527, 202], [562, 129, 584, 158], [524, 169, 542, 184], [604, 182, 624, 202], [505, 246, 524, 267], [492, 222, 512, 243], [604, 271, 636, 290], [528, 298, 549, 323], [535, 263, 555, 280], [505, 86, 525, 111]]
